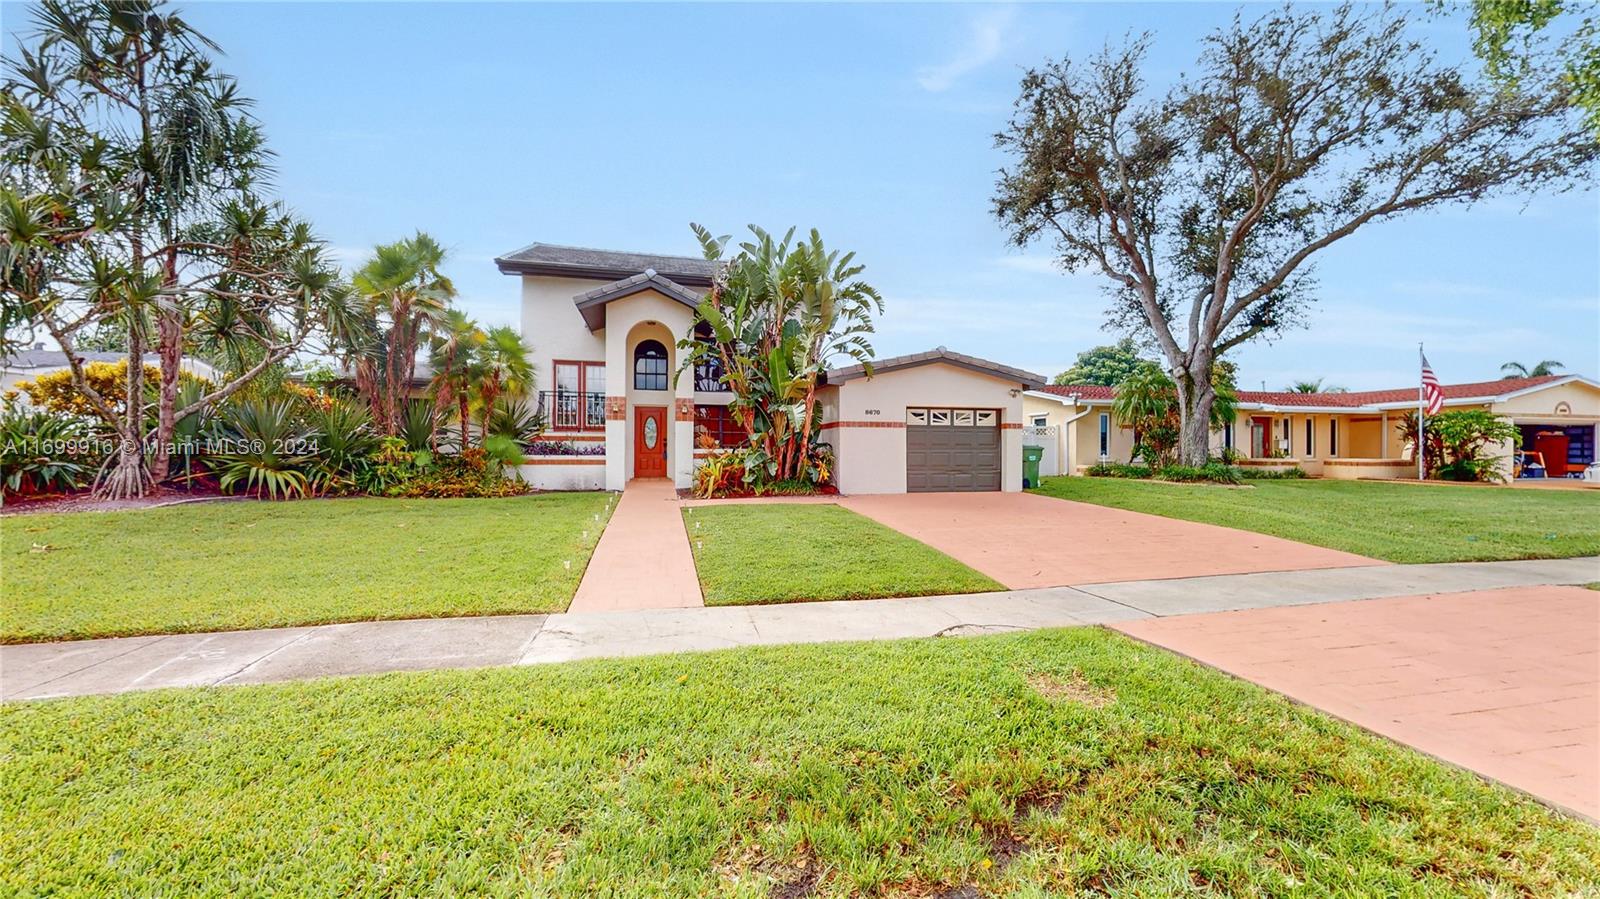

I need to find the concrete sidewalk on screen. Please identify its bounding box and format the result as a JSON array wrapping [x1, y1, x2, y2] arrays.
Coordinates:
[[4, 556, 1594, 701]]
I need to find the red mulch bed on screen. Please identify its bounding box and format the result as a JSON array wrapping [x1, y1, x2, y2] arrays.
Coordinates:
[[676, 484, 840, 500], [0, 484, 244, 516]]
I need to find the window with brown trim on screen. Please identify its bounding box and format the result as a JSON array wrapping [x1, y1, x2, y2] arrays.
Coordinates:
[[694, 404, 743, 448], [551, 361, 605, 431]]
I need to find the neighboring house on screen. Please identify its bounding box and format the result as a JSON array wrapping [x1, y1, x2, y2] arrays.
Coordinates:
[[498, 243, 1043, 493], [1024, 375, 1600, 479], [1, 346, 224, 403]]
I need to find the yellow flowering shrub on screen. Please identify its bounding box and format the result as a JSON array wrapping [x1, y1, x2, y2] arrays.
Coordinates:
[[17, 360, 212, 416]]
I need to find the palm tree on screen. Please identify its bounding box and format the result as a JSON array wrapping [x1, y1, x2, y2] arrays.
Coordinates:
[[428, 309, 485, 450], [1501, 360, 1564, 379], [1112, 363, 1176, 462], [680, 225, 883, 483], [1284, 378, 1347, 394], [471, 326, 534, 445], [1114, 362, 1240, 464], [350, 232, 455, 435]]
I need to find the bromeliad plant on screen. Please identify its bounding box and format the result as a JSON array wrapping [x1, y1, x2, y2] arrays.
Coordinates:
[[678, 225, 882, 488]]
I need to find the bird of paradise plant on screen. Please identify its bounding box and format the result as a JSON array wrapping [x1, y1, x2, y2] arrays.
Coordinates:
[[678, 225, 882, 487]]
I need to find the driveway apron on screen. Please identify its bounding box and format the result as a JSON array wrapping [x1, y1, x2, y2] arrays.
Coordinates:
[[839, 492, 1380, 589], [1115, 585, 1600, 821]]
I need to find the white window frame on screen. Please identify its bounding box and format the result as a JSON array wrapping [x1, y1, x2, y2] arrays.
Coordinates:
[[1098, 413, 1110, 459]]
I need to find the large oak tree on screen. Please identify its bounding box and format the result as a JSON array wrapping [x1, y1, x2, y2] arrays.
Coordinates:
[[994, 4, 1595, 464]]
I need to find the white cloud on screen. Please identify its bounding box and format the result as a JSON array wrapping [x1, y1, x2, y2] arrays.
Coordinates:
[[916, 7, 1015, 93]]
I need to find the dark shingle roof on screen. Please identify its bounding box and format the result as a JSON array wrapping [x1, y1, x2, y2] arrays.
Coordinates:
[[826, 347, 1045, 389], [496, 242, 717, 286], [573, 270, 704, 331]]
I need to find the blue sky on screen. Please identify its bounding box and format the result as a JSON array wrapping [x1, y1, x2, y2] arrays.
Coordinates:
[[5, 2, 1596, 389]]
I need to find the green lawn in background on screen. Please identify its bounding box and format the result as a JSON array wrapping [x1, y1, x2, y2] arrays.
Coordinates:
[[1, 494, 613, 642], [684, 503, 1002, 605], [1030, 477, 1600, 563], [4, 629, 1595, 896]]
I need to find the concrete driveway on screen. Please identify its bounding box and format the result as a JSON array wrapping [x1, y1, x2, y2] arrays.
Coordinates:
[[839, 491, 1379, 589], [1114, 585, 1600, 821]]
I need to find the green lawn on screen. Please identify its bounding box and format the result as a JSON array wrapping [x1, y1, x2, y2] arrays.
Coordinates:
[[4, 629, 1595, 896], [685, 503, 1001, 605], [1031, 477, 1600, 563], [1, 494, 613, 643]]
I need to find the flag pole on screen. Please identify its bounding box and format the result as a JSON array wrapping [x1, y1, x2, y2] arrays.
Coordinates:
[[1417, 342, 1425, 481]]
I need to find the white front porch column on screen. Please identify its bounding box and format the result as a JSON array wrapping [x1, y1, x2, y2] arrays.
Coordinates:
[[602, 320, 628, 490], [672, 369, 696, 490]]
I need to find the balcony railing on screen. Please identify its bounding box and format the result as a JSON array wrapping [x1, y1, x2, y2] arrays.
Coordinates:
[[537, 390, 606, 431]]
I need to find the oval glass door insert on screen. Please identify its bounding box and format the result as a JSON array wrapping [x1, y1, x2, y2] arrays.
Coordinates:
[[644, 416, 659, 449]]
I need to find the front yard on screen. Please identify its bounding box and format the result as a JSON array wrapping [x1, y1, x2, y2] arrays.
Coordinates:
[[1031, 477, 1600, 563], [1, 494, 613, 643], [4, 628, 1595, 895], [684, 503, 1002, 605]]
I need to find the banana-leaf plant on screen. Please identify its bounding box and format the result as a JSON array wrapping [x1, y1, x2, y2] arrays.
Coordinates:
[[677, 225, 881, 486]]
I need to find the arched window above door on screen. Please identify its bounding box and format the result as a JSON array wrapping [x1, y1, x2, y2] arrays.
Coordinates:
[[634, 339, 668, 391]]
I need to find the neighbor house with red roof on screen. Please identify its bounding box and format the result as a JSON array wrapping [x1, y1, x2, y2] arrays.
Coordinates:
[[1023, 374, 1600, 481]]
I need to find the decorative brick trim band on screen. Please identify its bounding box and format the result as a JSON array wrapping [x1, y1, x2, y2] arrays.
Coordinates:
[[674, 398, 695, 422], [604, 397, 626, 421], [1000, 422, 1023, 430], [545, 433, 606, 442], [522, 457, 607, 465], [819, 420, 906, 430]]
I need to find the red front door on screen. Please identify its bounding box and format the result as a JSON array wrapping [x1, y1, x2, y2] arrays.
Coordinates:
[[634, 406, 667, 478]]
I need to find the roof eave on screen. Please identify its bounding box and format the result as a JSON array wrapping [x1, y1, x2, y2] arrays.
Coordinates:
[[497, 258, 715, 287]]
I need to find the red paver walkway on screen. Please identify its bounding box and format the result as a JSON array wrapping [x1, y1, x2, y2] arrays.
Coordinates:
[[838, 492, 1378, 589], [1114, 585, 1600, 820], [569, 479, 703, 612]]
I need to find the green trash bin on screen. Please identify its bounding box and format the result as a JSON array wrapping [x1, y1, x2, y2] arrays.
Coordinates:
[[1022, 445, 1044, 489]]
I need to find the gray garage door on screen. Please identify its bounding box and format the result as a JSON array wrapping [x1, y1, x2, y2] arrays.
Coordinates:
[[906, 407, 1001, 492]]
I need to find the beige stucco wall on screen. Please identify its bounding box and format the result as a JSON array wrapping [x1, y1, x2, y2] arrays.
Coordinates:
[[827, 363, 1027, 494], [1491, 380, 1600, 419], [520, 275, 609, 406]]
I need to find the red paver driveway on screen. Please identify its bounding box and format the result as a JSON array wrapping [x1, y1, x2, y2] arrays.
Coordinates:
[[1114, 585, 1600, 820], [838, 492, 1378, 589]]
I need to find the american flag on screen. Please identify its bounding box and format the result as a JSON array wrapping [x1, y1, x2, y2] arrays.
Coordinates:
[[1421, 354, 1444, 416]]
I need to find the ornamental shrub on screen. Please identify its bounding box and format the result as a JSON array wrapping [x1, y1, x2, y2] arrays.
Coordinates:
[[1155, 462, 1244, 485], [1086, 462, 1153, 478], [17, 360, 211, 417], [1238, 466, 1308, 480]]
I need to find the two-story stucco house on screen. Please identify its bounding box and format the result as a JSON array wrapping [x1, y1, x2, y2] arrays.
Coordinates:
[[496, 242, 1044, 494]]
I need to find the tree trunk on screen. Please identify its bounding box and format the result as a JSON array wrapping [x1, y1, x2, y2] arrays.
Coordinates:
[[95, 324, 153, 500], [1173, 362, 1215, 466], [149, 306, 182, 481]]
